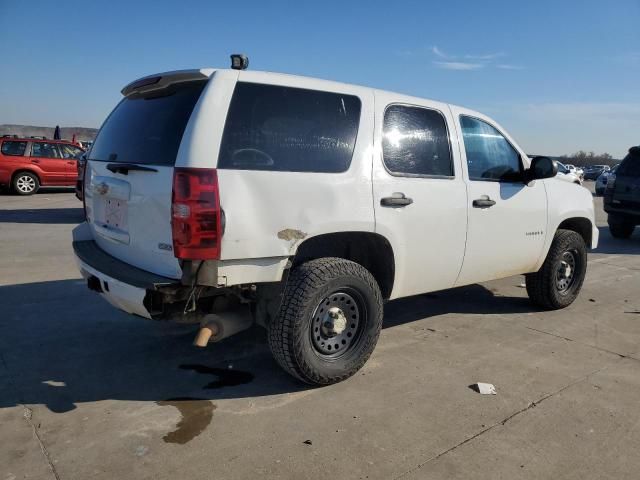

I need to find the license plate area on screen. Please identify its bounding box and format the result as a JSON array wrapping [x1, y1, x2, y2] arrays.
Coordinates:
[[103, 198, 128, 230], [93, 196, 131, 244]]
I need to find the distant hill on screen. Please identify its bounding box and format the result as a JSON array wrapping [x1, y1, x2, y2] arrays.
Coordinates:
[[0, 124, 98, 142]]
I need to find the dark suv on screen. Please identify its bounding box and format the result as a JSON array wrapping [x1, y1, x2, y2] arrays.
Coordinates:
[[604, 146, 640, 238]]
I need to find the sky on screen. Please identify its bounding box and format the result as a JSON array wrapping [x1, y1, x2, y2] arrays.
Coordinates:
[[0, 0, 638, 158]]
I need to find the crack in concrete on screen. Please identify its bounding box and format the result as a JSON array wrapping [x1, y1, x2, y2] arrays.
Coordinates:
[[393, 365, 610, 480], [523, 326, 640, 363], [524, 326, 574, 343], [1, 350, 60, 480], [23, 406, 61, 480]]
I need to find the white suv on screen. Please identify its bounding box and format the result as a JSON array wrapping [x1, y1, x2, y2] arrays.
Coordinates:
[[73, 59, 598, 385]]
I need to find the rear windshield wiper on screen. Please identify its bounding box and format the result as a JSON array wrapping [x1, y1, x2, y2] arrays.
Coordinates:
[[106, 163, 158, 175]]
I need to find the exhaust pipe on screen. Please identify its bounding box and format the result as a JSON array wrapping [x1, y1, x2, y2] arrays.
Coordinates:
[[193, 306, 253, 347]]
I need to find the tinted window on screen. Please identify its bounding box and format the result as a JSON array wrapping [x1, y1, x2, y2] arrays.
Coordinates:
[[58, 144, 84, 159], [617, 153, 640, 177], [460, 116, 521, 182], [31, 142, 61, 158], [382, 105, 453, 176], [89, 80, 206, 165], [218, 83, 361, 173], [1, 141, 27, 156]]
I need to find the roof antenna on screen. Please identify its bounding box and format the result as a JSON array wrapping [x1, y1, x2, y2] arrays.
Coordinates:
[[230, 54, 249, 70]]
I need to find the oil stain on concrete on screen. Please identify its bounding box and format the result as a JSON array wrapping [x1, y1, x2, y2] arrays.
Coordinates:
[[156, 365, 254, 444], [157, 398, 216, 444]]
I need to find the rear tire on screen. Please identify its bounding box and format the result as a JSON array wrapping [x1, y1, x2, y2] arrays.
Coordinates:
[[268, 257, 383, 385], [608, 222, 635, 239], [526, 229, 587, 310], [12, 172, 39, 195]]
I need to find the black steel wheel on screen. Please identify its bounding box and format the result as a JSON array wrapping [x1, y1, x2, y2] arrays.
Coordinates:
[[526, 229, 587, 310], [268, 257, 383, 385], [310, 289, 366, 358]]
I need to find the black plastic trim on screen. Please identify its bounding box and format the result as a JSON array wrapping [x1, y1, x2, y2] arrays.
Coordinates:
[[73, 240, 177, 289]]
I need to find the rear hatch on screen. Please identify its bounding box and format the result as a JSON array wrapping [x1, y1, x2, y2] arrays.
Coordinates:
[[612, 152, 640, 210], [84, 76, 208, 279]]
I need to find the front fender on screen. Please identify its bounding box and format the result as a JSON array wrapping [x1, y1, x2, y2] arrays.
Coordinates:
[[534, 179, 598, 271]]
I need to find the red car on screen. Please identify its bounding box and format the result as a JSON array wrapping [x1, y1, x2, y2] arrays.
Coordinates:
[[0, 135, 84, 195]]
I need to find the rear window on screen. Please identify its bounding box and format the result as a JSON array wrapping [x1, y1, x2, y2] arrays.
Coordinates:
[[31, 142, 61, 158], [218, 82, 361, 173], [617, 152, 640, 177], [88, 80, 207, 166], [1, 141, 27, 156]]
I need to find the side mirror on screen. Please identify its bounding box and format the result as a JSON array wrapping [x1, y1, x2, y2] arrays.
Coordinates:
[[527, 156, 558, 182]]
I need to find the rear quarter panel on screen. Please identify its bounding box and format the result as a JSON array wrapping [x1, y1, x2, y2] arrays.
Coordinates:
[[177, 70, 376, 265]]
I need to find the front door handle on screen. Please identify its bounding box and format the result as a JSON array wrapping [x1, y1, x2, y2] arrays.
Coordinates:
[[472, 196, 496, 208], [381, 193, 413, 207]]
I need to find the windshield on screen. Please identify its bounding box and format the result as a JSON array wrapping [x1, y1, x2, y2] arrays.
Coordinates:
[[89, 80, 207, 166], [617, 153, 640, 177]]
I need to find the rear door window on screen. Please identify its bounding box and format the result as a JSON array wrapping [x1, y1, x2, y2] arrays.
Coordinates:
[[31, 142, 61, 158], [218, 82, 361, 173], [1, 141, 27, 156], [88, 80, 207, 166], [382, 104, 453, 177]]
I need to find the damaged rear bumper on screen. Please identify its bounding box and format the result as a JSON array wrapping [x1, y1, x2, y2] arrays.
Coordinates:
[[72, 230, 178, 319]]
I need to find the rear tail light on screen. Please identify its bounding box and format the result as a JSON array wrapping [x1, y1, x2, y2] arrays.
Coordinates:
[[171, 168, 222, 260], [81, 160, 88, 219]]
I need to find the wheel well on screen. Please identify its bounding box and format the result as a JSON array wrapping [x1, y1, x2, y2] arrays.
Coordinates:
[[12, 169, 40, 184], [293, 232, 395, 299], [557, 217, 592, 246]]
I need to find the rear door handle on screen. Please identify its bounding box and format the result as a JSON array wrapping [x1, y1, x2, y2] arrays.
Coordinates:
[[472, 196, 496, 208], [381, 193, 413, 207], [31, 159, 40, 164]]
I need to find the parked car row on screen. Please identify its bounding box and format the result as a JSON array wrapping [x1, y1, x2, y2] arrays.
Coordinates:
[[555, 161, 583, 185], [0, 135, 85, 194], [584, 164, 611, 181], [595, 164, 619, 195]]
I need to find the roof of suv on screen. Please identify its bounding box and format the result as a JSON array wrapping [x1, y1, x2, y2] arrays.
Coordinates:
[[122, 67, 475, 114]]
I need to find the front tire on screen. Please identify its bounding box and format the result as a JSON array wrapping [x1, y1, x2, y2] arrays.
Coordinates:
[[268, 258, 383, 385], [12, 172, 39, 195], [526, 229, 587, 310], [608, 221, 635, 239]]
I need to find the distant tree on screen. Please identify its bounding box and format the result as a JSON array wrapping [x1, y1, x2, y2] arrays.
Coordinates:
[[559, 150, 618, 167]]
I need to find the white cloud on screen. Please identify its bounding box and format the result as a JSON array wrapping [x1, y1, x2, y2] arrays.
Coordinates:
[[430, 46, 522, 71], [432, 46, 450, 59], [465, 52, 505, 60], [497, 64, 525, 70], [434, 61, 484, 71]]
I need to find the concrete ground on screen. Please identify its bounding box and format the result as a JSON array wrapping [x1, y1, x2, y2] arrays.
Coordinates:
[[1, 183, 639, 480]]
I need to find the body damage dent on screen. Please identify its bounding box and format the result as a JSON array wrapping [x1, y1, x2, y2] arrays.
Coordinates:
[[277, 229, 307, 241]]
